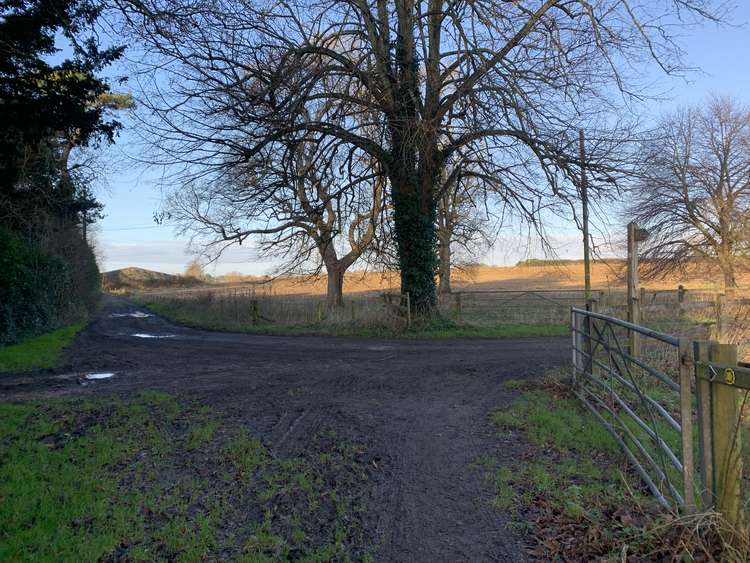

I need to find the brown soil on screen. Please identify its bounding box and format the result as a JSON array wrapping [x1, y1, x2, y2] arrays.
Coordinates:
[[1, 295, 570, 562]]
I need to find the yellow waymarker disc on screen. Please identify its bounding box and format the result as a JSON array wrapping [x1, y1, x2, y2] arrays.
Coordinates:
[[725, 368, 736, 386]]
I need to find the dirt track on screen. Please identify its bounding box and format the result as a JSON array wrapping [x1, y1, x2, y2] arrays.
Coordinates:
[[1, 296, 569, 562]]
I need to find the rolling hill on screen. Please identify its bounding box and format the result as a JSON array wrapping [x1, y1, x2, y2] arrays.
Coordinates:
[[102, 267, 201, 291]]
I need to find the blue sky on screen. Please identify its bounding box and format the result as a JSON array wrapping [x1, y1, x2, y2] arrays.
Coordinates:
[[94, 5, 750, 275]]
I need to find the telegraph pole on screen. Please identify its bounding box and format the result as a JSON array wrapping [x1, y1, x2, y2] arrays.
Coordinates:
[[579, 129, 591, 306]]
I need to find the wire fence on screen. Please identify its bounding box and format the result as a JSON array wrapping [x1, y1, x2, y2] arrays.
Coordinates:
[[131, 287, 413, 330], [438, 289, 594, 325]]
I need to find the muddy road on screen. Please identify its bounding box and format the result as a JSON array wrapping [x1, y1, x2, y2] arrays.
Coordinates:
[[1, 295, 568, 562]]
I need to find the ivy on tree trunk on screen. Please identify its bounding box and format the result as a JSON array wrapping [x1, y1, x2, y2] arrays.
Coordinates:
[[391, 176, 438, 313]]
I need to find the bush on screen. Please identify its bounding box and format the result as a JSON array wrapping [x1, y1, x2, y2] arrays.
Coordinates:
[[0, 227, 99, 345]]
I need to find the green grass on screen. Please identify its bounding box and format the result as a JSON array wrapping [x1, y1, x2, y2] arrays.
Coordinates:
[[139, 299, 567, 339], [486, 389, 623, 518], [486, 377, 750, 559], [481, 378, 666, 559], [0, 323, 83, 372], [513, 391, 619, 452], [0, 393, 377, 561]]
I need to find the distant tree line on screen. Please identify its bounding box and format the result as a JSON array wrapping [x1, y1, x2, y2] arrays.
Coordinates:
[[0, 0, 127, 343]]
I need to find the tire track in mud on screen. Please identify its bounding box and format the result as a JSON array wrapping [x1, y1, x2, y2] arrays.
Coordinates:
[[1, 295, 567, 562]]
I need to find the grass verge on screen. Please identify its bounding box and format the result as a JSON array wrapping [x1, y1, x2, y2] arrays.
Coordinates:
[[0, 323, 83, 373], [0, 392, 381, 561], [482, 374, 749, 561], [138, 299, 567, 339]]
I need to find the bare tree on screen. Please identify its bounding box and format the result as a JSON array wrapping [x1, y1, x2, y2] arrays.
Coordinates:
[[184, 259, 206, 280], [629, 98, 750, 290], [435, 165, 497, 294], [115, 0, 725, 313], [169, 131, 386, 307]]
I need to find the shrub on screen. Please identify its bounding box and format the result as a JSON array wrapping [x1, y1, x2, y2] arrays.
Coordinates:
[[0, 227, 99, 345]]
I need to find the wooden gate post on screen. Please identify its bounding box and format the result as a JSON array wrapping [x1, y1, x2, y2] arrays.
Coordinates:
[[694, 340, 714, 508], [572, 309, 586, 382], [679, 338, 696, 512], [695, 340, 745, 527], [710, 342, 744, 530], [571, 309, 578, 386]]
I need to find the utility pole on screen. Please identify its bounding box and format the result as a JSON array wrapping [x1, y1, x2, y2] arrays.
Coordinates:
[[579, 129, 591, 306]]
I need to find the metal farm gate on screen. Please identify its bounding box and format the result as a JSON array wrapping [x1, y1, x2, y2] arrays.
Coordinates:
[[571, 307, 750, 527]]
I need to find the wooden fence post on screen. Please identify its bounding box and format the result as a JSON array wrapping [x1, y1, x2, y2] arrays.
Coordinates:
[[678, 338, 696, 512], [694, 340, 714, 508], [677, 285, 686, 319], [405, 292, 411, 329], [455, 292, 462, 322], [714, 293, 725, 342], [251, 300, 260, 324], [710, 342, 744, 530]]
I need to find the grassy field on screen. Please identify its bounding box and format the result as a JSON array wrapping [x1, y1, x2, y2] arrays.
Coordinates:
[[0, 323, 83, 373], [135, 295, 568, 339], [130, 284, 749, 348], [123, 259, 750, 347], [116, 262, 750, 297], [0, 392, 380, 561], [483, 374, 749, 561]]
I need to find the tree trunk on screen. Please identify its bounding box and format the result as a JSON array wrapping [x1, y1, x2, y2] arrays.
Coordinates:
[[387, 0, 440, 316], [718, 250, 738, 292], [390, 169, 438, 314], [438, 231, 451, 295], [325, 263, 345, 308], [723, 265, 737, 294]]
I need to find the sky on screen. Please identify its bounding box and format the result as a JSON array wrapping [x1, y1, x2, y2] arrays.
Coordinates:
[[93, 4, 750, 276]]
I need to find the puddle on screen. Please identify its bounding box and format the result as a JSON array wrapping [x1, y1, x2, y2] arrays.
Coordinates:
[[111, 312, 153, 318], [85, 372, 115, 380], [132, 333, 176, 339]]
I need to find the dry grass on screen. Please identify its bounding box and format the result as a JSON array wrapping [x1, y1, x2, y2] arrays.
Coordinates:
[[126, 261, 750, 300], [138, 289, 403, 332], [125, 263, 749, 352]]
